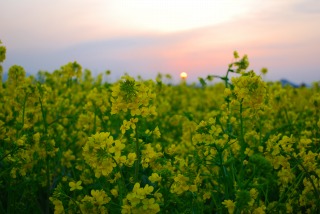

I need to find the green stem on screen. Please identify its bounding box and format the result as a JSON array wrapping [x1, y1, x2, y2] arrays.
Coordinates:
[[39, 96, 50, 214], [224, 71, 230, 88], [7, 181, 13, 213], [224, 67, 232, 137], [134, 133, 140, 183], [93, 105, 97, 134], [259, 119, 262, 145], [64, 194, 83, 214], [111, 156, 127, 207], [282, 149, 320, 200], [17, 93, 28, 134], [239, 100, 245, 146], [0, 145, 23, 161], [218, 147, 230, 198], [297, 161, 320, 200], [0, 197, 5, 214], [269, 171, 305, 212], [21, 95, 27, 127]]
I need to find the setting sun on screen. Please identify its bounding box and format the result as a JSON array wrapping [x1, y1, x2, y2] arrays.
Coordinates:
[[180, 72, 188, 79]]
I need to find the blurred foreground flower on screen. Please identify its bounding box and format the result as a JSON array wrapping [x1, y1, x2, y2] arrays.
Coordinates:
[[69, 181, 83, 191]]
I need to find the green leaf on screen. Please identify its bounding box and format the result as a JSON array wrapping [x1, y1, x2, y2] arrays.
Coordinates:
[[199, 78, 207, 87]]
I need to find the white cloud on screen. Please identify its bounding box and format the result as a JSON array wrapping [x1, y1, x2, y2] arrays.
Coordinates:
[[101, 0, 260, 32]]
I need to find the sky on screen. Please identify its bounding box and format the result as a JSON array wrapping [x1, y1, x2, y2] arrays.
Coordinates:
[[1, 0, 320, 84]]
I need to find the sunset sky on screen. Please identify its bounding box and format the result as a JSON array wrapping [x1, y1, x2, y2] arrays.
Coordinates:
[[1, 0, 320, 84]]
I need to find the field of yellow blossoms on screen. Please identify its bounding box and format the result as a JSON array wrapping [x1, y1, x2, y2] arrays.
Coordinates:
[[1, 41, 320, 213]]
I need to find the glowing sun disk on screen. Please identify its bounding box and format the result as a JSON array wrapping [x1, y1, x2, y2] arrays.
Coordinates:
[[180, 72, 188, 79]]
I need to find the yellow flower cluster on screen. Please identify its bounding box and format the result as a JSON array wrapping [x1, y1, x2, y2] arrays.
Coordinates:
[[111, 76, 157, 117], [82, 132, 125, 178], [231, 71, 267, 111], [122, 183, 161, 214], [80, 189, 111, 214], [141, 144, 163, 168]]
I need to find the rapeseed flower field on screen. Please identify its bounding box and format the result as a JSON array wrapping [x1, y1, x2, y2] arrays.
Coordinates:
[[1, 41, 320, 213]]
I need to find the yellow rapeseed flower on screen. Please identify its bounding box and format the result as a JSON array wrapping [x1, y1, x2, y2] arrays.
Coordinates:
[[111, 188, 119, 198], [69, 180, 83, 191], [149, 173, 162, 183], [222, 199, 235, 214], [153, 126, 161, 138], [50, 197, 65, 214]]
